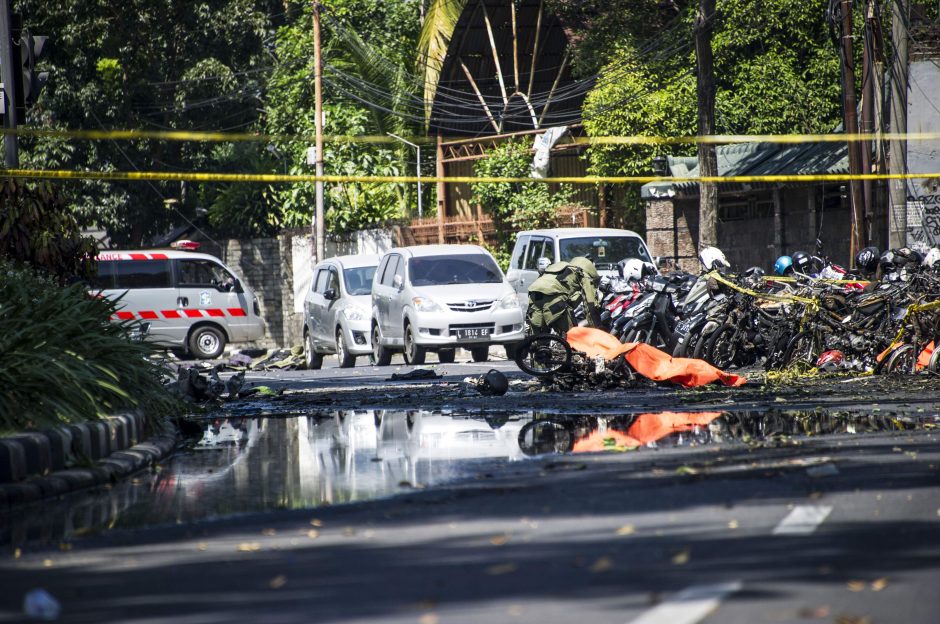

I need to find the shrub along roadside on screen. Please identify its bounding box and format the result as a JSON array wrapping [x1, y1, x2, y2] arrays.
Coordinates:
[[0, 261, 180, 433]]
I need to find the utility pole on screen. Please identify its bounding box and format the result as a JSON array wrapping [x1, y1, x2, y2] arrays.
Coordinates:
[[838, 0, 867, 257], [889, 0, 909, 248], [312, 1, 325, 262], [0, 0, 20, 168], [694, 0, 718, 249]]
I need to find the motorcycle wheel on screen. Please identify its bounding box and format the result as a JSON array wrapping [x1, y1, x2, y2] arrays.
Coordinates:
[[705, 324, 740, 369], [782, 331, 819, 368], [881, 343, 916, 375], [514, 334, 573, 377], [929, 344, 940, 373]]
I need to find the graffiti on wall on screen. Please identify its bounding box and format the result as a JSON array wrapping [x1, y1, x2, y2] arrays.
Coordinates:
[[905, 186, 940, 248]]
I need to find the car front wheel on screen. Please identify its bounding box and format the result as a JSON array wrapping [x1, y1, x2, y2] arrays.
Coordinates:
[[372, 324, 392, 366], [336, 328, 356, 368], [403, 324, 427, 365]]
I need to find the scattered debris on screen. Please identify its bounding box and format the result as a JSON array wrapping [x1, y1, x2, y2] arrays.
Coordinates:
[[388, 369, 441, 381]]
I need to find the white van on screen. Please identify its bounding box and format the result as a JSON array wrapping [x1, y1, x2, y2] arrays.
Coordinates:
[[370, 245, 524, 365], [93, 249, 265, 359], [506, 227, 655, 297]]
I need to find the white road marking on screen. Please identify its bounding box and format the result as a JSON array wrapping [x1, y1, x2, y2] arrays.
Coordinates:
[[626, 581, 742, 624], [772, 505, 833, 535]]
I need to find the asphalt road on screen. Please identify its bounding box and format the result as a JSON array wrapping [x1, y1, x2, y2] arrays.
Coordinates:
[[2, 355, 939, 623]]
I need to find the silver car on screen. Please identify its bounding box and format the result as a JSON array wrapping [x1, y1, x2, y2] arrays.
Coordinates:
[[370, 245, 525, 365], [303, 254, 380, 368]]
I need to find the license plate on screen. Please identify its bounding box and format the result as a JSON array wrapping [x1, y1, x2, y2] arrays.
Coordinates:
[[455, 327, 492, 339]]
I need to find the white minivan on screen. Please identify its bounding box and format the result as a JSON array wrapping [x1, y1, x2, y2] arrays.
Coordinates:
[[506, 227, 655, 297], [93, 249, 265, 359], [370, 245, 525, 365]]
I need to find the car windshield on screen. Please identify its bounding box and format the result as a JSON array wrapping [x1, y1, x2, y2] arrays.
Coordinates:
[[409, 254, 503, 286], [559, 236, 651, 270], [343, 266, 377, 296]]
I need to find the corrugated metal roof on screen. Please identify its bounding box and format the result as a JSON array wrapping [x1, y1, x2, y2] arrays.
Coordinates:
[[641, 140, 849, 199]]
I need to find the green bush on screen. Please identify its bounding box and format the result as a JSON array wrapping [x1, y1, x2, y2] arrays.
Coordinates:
[[0, 262, 179, 431]]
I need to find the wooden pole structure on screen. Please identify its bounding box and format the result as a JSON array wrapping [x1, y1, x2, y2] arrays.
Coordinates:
[[839, 0, 867, 256], [694, 0, 718, 248], [436, 134, 445, 243]]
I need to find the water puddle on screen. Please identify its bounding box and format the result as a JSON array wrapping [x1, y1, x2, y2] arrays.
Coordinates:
[[2, 409, 935, 549]]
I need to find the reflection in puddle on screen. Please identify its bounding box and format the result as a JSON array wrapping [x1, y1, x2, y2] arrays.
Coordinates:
[[2, 409, 933, 549]]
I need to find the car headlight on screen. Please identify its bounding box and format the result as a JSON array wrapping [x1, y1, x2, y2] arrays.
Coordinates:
[[412, 297, 443, 312], [343, 305, 368, 321], [498, 292, 520, 309]]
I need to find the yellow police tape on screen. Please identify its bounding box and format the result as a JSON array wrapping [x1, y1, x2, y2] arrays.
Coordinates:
[[764, 276, 871, 286], [4, 127, 940, 146], [706, 271, 817, 305], [2, 168, 940, 185]]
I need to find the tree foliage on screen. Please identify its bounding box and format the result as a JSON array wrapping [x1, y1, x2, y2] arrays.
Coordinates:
[[264, 0, 422, 235], [472, 139, 579, 263], [582, 0, 843, 229], [13, 0, 286, 244], [0, 180, 97, 282]]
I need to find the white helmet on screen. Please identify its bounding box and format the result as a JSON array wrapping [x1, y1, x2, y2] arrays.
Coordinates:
[[923, 247, 940, 268], [699, 246, 730, 271], [618, 258, 646, 281]]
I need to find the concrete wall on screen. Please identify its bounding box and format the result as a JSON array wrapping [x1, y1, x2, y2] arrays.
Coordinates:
[[645, 186, 852, 273], [905, 59, 940, 248]]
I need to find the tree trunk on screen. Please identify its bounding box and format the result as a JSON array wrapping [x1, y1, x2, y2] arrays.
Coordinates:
[[694, 0, 718, 249]]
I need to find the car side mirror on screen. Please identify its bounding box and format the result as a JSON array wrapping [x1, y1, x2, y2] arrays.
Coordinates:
[[393, 274, 403, 290], [324, 288, 338, 300]]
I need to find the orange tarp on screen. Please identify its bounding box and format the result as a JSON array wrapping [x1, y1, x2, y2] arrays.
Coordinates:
[[572, 411, 724, 453], [565, 327, 747, 387]]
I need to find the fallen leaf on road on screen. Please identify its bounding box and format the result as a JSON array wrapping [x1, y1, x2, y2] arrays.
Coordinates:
[[13, 548, 20, 560], [58, 543, 72, 551], [237, 542, 262, 552], [590, 557, 614, 573], [197, 542, 208, 551], [490, 534, 510, 546], [486, 563, 518, 575], [307, 530, 319, 539], [343, 527, 356, 536], [419, 614, 440, 624], [262, 528, 277, 536], [616, 524, 636, 536], [846, 580, 866, 592], [671, 549, 690, 565], [835, 616, 871, 624], [728, 520, 739, 529], [676, 466, 699, 476], [870, 577, 889, 591], [269, 575, 287, 589], [42, 559, 54, 568], [310, 519, 323, 527], [797, 605, 830, 619]]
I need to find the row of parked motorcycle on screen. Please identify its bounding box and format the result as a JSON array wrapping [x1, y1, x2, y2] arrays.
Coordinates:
[[594, 244, 940, 375]]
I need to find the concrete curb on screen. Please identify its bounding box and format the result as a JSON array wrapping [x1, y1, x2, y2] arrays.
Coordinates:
[[0, 413, 178, 513]]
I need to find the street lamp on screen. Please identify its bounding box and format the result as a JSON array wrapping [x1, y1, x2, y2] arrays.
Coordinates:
[[387, 132, 422, 219]]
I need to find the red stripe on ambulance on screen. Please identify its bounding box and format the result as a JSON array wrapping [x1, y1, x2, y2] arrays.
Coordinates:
[[116, 311, 135, 320], [227, 308, 247, 317], [205, 308, 225, 317], [162, 310, 181, 318], [183, 309, 203, 318], [139, 310, 159, 320]]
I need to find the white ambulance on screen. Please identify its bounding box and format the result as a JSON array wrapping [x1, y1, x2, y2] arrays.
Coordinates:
[[94, 247, 265, 359]]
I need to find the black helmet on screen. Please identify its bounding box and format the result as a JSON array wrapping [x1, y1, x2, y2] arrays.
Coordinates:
[[895, 247, 923, 269], [479, 369, 509, 396], [855, 246, 879, 275], [791, 251, 811, 274], [743, 266, 765, 278]]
